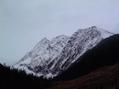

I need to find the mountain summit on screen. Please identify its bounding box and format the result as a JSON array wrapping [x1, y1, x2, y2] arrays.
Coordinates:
[[48, 26, 113, 75], [14, 26, 113, 78], [14, 35, 69, 76]]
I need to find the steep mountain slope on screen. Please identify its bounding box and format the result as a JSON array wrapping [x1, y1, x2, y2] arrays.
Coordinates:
[[49, 26, 113, 75], [56, 34, 119, 80], [14, 26, 113, 78], [14, 35, 69, 77]]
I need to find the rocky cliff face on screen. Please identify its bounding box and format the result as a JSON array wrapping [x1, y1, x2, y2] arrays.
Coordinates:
[[48, 26, 113, 76], [14, 26, 113, 78], [14, 35, 69, 77]]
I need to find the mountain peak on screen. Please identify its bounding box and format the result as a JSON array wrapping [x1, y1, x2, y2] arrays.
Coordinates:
[[14, 26, 114, 79], [90, 26, 114, 38], [14, 35, 69, 77], [48, 26, 113, 75], [40, 37, 50, 44], [76, 26, 113, 38], [89, 26, 97, 29]]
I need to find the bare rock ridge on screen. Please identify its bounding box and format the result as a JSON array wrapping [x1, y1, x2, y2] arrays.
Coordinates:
[[14, 26, 113, 78]]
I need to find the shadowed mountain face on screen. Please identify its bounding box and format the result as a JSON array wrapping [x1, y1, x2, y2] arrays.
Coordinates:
[[56, 34, 119, 80]]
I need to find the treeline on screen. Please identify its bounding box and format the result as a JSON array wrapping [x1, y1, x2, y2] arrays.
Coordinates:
[[0, 64, 53, 89]]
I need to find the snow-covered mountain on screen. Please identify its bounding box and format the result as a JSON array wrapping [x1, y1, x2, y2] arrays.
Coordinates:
[[48, 26, 113, 75], [14, 26, 113, 78], [14, 35, 69, 76]]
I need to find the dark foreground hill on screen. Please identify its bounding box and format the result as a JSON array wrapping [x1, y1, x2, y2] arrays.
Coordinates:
[[1, 61, 119, 89], [49, 62, 119, 89], [0, 64, 53, 89], [56, 34, 119, 80]]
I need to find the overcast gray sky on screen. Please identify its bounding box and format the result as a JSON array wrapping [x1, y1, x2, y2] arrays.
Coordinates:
[[0, 0, 119, 65]]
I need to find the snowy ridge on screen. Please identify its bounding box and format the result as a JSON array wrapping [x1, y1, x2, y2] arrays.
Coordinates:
[[14, 35, 69, 78], [14, 26, 113, 78], [48, 26, 113, 76]]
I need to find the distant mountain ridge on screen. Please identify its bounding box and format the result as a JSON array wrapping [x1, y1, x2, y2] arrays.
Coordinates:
[[14, 26, 113, 78]]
